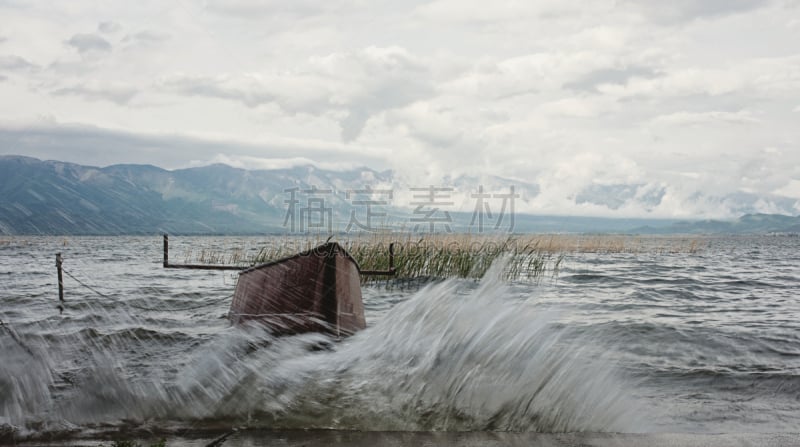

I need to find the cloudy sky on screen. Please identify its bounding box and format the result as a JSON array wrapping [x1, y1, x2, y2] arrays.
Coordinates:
[[1, 0, 799, 218]]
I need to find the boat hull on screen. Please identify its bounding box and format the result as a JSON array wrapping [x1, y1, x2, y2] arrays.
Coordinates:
[[229, 242, 366, 337]]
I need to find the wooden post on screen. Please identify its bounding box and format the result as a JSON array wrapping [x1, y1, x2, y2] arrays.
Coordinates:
[[161, 234, 245, 270], [163, 234, 169, 268], [56, 253, 64, 314]]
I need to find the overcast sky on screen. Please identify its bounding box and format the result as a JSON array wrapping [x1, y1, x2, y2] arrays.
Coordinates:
[[1, 0, 799, 218]]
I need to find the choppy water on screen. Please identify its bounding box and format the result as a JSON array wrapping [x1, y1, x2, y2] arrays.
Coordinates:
[[1, 235, 799, 441]]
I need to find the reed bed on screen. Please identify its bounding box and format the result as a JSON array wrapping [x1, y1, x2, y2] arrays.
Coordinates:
[[346, 234, 565, 283], [181, 233, 706, 283], [248, 233, 566, 283]]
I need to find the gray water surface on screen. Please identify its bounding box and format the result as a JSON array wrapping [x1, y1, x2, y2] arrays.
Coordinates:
[[1, 235, 799, 442]]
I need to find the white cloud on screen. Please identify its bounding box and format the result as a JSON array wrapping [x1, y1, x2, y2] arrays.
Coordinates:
[[444, 51, 617, 99], [385, 102, 465, 148], [0, 54, 37, 83], [538, 97, 616, 118], [51, 81, 138, 105], [121, 31, 169, 46], [163, 46, 435, 141], [202, 0, 356, 18], [564, 66, 660, 93], [773, 180, 800, 199], [651, 110, 760, 127], [0, 54, 37, 72], [0, 119, 390, 170], [1, 0, 799, 218], [191, 154, 362, 172], [414, 0, 582, 23], [622, 0, 770, 24], [599, 67, 746, 97], [600, 56, 800, 99], [97, 21, 121, 34]]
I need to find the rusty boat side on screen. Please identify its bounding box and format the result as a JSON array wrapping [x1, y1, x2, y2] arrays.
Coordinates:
[[228, 242, 366, 337]]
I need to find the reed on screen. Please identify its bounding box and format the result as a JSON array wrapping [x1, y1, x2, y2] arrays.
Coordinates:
[[250, 233, 565, 283], [108, 439, 166, 447], [181, 233, 706, 283]]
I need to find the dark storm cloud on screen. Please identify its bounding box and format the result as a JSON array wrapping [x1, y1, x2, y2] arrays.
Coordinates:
[[65, 33, 112, 54], [0, 123, 387, 169]]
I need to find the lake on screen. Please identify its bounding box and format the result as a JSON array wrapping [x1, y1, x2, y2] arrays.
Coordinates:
[[1, 235, 799, 443]]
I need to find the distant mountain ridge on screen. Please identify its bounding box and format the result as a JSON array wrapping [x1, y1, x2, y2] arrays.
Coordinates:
[[0, 155, 390, 234], [0, 155, 798, 235], [633, 213, 800, 235]]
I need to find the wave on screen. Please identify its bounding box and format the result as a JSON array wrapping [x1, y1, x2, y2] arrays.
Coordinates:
[[1, 260, 643, 439]]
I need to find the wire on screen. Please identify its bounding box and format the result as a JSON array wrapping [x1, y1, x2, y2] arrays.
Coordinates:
[[61, 267, 233, 312], [62, 268, 111, 298], [147, 294, 233, 312]]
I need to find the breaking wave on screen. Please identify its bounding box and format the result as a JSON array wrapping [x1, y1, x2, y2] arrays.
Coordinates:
[[1, 260, 641, 441]]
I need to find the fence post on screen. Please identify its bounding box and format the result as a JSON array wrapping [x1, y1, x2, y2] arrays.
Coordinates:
[[56, 253, 64, 314], [163, 234, 169, 268]]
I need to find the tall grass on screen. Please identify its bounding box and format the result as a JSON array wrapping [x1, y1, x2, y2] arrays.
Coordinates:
[[348, 234, 565, 283], [248, 233, 565, 283], [180, 233, 706, 283]]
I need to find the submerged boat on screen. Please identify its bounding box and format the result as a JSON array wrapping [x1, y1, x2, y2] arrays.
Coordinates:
[[228, 242, 366, 337]]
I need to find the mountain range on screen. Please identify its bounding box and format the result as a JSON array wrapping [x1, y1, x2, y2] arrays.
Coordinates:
[[1, 155, 798, 235]]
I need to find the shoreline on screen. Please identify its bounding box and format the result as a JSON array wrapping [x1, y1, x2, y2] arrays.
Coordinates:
[[10, 430, 800, 447]]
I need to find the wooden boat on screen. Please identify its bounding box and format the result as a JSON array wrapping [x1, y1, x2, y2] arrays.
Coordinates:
[[163, 235, 394, 337], [228, 242, 366, 337]]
